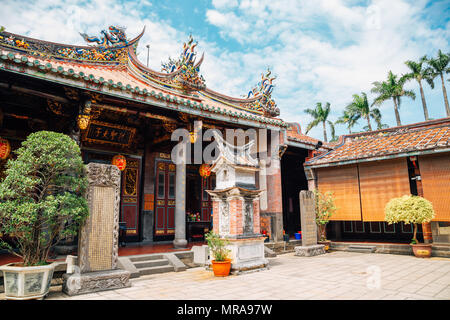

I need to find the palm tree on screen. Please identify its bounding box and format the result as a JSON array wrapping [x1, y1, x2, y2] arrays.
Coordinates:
[[304, 102, 335, 142], [335, 109, 358, 134], [371, 71, 416, 126], [427, 50, 450, 116], [404, 56, 435, 120], [346, 92, 382, 131]]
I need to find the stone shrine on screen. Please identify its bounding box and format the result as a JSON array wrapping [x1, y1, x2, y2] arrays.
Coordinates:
[[294, 190, 325, 257], [62, 163, 131, 296], [207, 133, 268, 274]]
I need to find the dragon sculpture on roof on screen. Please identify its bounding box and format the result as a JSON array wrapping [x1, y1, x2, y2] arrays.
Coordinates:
[[80, 26, 128, 47], [161, 34, 206, 90], [244, 68, 280, 117]]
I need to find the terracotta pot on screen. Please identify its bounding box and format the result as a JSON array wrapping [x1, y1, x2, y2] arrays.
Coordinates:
[[411, 243, 432, 258], [211, 259, 231, 277], [318, 240, 331, 252]]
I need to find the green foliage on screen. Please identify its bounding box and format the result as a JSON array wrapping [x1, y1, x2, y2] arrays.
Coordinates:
[[385, 195, 435, 243], [385, 195, 435, 225], [0, 131, 89, 266], [304, 102, 335, 142], [345, 92, 382, 132], [205, 231, 230, 262], [313, 189, 337, 241]]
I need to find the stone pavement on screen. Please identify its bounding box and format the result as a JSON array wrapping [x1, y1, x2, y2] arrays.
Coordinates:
[[43, 251, 450, 300]]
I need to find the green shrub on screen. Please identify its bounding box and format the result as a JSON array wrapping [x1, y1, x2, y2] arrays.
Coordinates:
[[205, 231, 230, 262], [0, 131, 89, 266], [313, 189, 336, 241], [385, 195, 435, 243]]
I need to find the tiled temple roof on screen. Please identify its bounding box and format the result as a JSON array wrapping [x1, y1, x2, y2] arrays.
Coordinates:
[[285, 122, 332, 150], [0, 27, 286, 128], [305, 118, 450, 168]]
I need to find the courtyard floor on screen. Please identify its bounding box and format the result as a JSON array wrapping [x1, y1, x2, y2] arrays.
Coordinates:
[[44, 251, 450, 300]]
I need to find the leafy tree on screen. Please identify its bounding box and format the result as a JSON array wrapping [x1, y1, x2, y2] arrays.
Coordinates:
[[304, 102, 335, 142], [385, 195, 435, 244], [0, 131, 89, 266], [346, 92, 382, 131], [335, 109, 358, 134], [313, 189, 336, 242], [427, 50, 450, 116], [371, 71, 416, 126], [404, 55, 435, 121]]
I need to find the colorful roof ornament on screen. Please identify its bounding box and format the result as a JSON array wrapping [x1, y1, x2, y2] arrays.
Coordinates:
[[243, 68, 280, 117], [80, 25, 128, 47], [0, 27, 144, 63], [161, 34, 206, 91]]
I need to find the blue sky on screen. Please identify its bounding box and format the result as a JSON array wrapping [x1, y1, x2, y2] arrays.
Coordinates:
[[1, 0, 449, 140]]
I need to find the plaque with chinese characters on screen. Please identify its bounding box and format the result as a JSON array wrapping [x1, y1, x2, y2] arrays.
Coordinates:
[[82, 120, 136, 147]]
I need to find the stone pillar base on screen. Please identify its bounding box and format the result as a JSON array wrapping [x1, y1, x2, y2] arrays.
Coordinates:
[[294, 245, 325, 257], [62, 269, 131, 296], [173, 239, 188, 248], [226, 237, 269, 274]]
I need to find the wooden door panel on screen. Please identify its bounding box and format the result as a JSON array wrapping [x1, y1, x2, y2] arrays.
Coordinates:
[[154, 161, 176, 236], [200, 175, 214, 222], [120, 157, 141, 239]]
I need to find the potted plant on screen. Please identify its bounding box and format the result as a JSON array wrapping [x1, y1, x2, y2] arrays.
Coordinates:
[[0, 131, 89, 299], [205, 231, 231, 277], [385, 195, 435, 258], [261, 230, 269, 242], [314, 189, 336, 252]]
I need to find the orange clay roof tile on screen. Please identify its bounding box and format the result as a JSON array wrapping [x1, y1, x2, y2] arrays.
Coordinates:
[[305, 118, 450, 167]]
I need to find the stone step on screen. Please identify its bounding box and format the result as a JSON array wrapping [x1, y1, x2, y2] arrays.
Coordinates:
[[134, 259, 170, 269], [138, 265, 175, 276], [129, 254, 164, 262], [347, 245, 377, 253]]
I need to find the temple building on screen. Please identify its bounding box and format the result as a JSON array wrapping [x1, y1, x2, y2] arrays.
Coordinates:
[[2, 25, 448, 248], [0, 26, 322, 245], [305, 118, 450, 245]]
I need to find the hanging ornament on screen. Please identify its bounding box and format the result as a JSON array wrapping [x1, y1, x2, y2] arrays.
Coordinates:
[[112, 154, 127, 171], [0, 137, 11, 160], [199, 163, 211, 187]]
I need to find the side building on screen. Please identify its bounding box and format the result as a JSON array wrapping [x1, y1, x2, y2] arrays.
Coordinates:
[[304, 118, 450, 244]]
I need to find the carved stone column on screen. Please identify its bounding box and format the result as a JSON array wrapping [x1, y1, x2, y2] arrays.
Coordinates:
[[62, 163, 131, 296], [294, 190, 325, 257]]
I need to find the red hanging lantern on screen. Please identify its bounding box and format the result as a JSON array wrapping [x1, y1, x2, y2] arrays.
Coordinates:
[[199, 163, 211, 187], [0, 137, 11, 160], [112, 154, 127, 171]]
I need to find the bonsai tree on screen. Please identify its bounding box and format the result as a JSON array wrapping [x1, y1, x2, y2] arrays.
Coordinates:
[[313, 189, 336, 241], [205, 231, 230, 261], [385, 195, 435, 244], [0, 131, 89, 266]]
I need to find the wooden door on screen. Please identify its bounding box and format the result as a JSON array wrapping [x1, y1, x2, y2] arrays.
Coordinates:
[[200, 175, 215, 222], [154, 161, 176, 236], [120, 157, 141, 240]]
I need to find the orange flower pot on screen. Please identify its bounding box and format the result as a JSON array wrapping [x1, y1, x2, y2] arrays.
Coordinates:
[[411, 243, 432, 258], [211, 259, 231, 277]]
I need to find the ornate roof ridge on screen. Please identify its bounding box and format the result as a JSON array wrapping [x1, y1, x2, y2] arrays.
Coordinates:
[[202, 87, 259, 104], [1, 28, 144, 50], [127, 46, 203, 80], [0, 28, 145, 64]]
